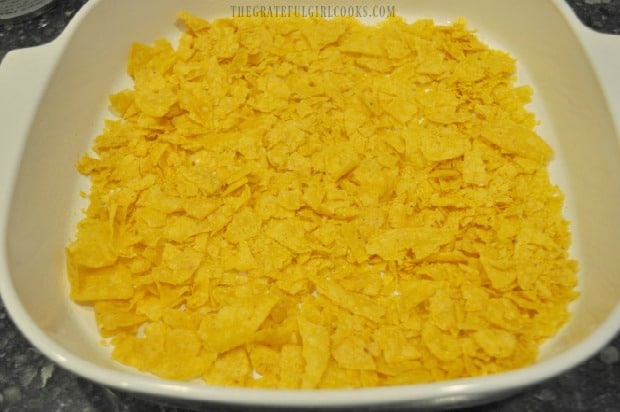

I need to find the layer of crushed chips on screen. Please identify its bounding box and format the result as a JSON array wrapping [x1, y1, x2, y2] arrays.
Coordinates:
[[66, 12, 579, 389]]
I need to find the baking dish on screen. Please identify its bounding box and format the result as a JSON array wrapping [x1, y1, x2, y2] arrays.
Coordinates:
[[0, 0, 618, 408]]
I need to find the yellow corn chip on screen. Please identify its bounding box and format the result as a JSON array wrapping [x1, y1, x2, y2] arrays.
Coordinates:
[[67, 12, 578, 388]]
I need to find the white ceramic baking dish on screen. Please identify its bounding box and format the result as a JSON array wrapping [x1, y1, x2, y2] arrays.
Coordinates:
[[1, 0, 619, 409]]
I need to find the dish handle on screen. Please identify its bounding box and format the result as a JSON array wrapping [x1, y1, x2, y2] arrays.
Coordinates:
[[0, 44, 63, 216], [554, 0, 620, 139]]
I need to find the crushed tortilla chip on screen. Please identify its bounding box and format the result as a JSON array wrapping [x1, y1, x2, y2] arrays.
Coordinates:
[[66, 12, 578, 389]]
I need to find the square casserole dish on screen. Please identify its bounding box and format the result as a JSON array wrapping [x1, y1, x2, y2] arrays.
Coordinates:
[[0, 0, 619, 409]]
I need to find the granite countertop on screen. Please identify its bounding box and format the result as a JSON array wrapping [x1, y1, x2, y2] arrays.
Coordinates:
[[1, 1, 619, 411]]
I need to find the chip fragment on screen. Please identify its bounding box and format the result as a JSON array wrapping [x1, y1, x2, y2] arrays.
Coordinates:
[[66, 12, 578, 388]]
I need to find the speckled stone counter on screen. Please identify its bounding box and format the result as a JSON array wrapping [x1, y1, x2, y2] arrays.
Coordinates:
[[1, 1, 619, 411]]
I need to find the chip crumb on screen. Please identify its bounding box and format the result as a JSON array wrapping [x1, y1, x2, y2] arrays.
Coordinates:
[[66, 12, 578, 389]]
